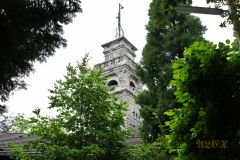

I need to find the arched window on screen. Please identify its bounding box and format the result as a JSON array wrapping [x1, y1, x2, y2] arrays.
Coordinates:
[[130, 81, 136, 88], [108, 80, 118, 86]]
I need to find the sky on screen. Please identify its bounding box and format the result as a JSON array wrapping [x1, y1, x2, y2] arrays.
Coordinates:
[[6, 0, 234, 116]]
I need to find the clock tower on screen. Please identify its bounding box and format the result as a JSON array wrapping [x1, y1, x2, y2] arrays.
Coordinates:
[[95, 36, 142, 129]]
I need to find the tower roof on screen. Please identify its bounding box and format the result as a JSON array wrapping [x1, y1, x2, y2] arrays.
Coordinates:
[[101, 36, 138, 51]]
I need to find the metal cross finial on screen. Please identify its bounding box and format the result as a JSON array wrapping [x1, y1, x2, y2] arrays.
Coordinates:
[[116, 3, 124, 38]]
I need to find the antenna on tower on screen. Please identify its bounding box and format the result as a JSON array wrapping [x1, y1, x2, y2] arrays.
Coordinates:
[[116, 3, 124, 38]]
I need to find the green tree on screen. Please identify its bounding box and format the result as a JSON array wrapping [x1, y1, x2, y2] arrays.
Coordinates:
[[0, 0, 82, 110], [166, 40, 240, 159], [125, 141, 172, 160], [11, 57, 128, 160], [136, 0, 205, 142]]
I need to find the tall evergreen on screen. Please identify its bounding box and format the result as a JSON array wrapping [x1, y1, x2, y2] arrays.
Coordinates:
[[136, 0, 206, 142]]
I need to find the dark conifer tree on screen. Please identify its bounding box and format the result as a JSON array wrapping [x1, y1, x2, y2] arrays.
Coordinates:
[[136, 0, 206, 142]]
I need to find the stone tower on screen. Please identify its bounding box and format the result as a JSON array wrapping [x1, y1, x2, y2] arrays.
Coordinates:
[[95, 36, 142, 129]]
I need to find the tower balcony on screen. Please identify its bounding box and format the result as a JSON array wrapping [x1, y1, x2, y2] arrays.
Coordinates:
[[94, 55, 136, 71]]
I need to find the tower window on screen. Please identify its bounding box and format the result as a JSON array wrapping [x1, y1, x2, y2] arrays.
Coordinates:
[[118, 57, 122, 63], [105, 55, 109, 61], [111, 59, 115, 65], [104, 62, 108, 67], [130, 81, 136, 88], [108, 80, 118, 86]]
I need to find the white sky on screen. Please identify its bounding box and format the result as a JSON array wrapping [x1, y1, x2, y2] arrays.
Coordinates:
[[6, 0, 234, 116]]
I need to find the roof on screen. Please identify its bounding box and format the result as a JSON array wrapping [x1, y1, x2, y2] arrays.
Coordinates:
[[101, 36, 138, 51], [127, 137, 142, 145], [0, 133, 37, 156], [0, 132, 141, 157]]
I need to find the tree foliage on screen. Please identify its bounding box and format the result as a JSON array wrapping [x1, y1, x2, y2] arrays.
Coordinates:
[[11, 57, 128, 160], [0, 0, 82, 107], [166, 40, 240, 159], [136, 0, 206, 142], [125, 142, 169, 160]]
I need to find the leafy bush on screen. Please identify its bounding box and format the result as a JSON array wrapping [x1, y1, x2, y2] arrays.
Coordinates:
[[124, 141, 172, 160], [165, 40, 240, 159]]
